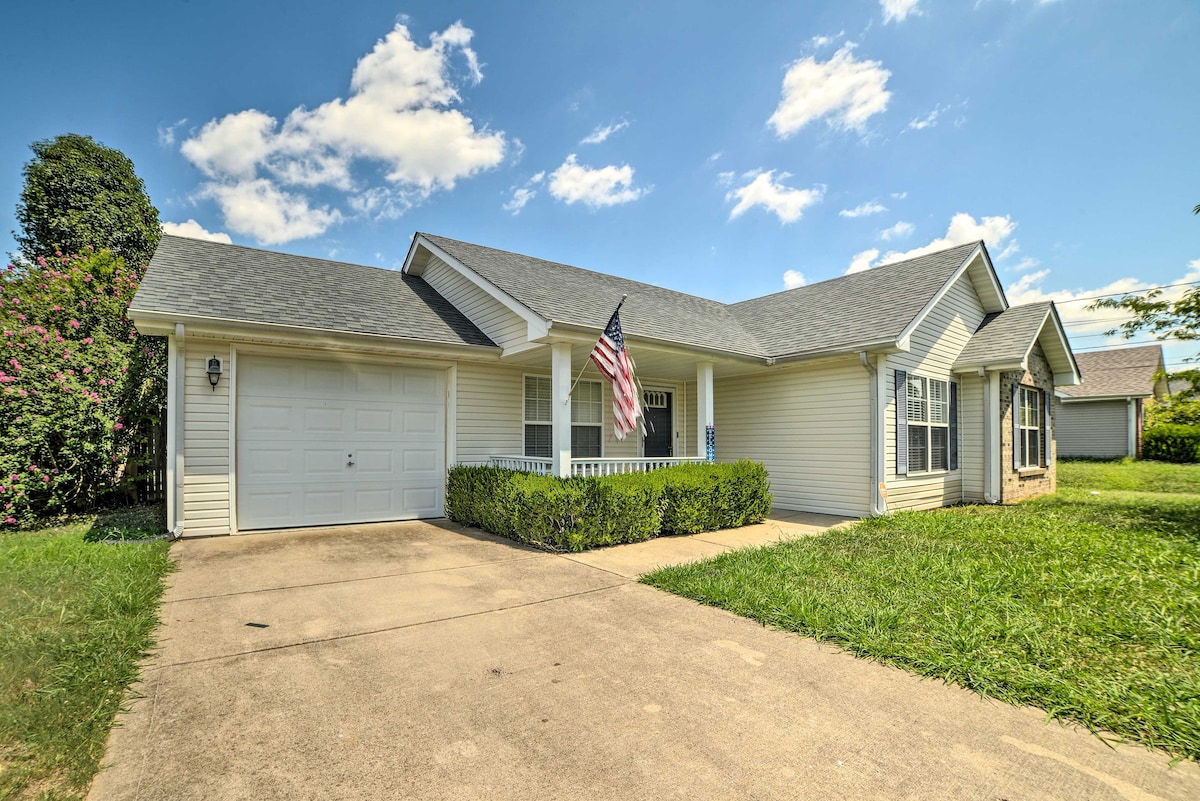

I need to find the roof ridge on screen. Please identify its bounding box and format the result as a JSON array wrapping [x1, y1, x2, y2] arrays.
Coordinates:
[[420, 232, 739, 311], [160, 234, 400, 275], [728, 240, 982, 309]]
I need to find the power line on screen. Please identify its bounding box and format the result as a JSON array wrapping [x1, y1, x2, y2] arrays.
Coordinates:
[[1049, 279, 1200, 304], [1071, 341, 1164, 352]]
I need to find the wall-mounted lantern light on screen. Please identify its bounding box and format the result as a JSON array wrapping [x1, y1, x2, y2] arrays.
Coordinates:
[[206, 356, 223, 391]]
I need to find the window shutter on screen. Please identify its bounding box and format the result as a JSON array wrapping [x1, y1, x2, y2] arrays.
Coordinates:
[[895, 370, 908, 475], [949, 381, 959, 471], [1042, 389, 1051, 467], [1011, 383, 1021, 471]]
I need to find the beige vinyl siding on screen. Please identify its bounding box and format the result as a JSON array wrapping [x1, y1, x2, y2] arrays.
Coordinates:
[[422, 257, 528, 349], [959, 373, 986, 502], [682, 380, 697, 458], [455, 362, 525, 464], [183, 340, 231, 537], [885, 273, 987, 510], [715, 357, 871, 517], [1054, 398, 1130, 458]]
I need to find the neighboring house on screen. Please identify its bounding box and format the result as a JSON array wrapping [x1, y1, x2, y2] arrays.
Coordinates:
[[1054, 345, 1167, 458], [129, 233, 1080, 537]]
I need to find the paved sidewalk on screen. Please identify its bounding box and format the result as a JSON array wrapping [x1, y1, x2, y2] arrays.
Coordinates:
[[88, 517, 1199, 800], [565, 508, 852, 578]]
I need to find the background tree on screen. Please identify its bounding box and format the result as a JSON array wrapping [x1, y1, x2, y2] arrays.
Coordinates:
[[14, 133, 160, 267]]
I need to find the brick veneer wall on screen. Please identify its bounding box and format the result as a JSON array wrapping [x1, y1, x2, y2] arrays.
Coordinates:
[[998, 343, 1057, 502]]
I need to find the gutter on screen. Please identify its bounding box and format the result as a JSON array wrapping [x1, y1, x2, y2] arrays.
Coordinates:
[[860, 351, 888, 516]]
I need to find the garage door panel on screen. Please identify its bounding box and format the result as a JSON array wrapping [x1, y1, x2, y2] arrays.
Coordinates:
[[237, 355, 446, 530]]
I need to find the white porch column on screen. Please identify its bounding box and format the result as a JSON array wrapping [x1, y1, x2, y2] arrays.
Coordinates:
[[697, 361, 714, 461], [1127, 397, 1137, 458], [171, 323, 186, 534], [551, 342, 573, 478]]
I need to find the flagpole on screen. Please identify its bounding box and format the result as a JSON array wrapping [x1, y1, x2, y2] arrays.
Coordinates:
[[566, 294, 627, 401]]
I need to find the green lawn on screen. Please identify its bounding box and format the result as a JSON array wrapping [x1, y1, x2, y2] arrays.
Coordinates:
[[0, 507, 172, 800], [643, 461, 1200, 760]]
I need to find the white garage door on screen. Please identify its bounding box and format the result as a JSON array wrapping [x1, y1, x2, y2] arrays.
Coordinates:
[[236, 354, 446, 530]]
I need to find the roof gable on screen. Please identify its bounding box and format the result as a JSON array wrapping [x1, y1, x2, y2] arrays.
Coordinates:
[[954, 301, 1080, 384]]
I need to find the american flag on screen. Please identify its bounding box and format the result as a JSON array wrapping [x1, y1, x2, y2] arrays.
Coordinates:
[[589, 305, 641, 440]]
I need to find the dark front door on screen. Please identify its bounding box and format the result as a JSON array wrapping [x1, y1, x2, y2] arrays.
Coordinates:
[[643, 390, 673, 457]]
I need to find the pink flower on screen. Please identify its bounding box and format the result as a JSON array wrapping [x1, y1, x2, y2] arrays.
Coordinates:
[[17, 389, 26, 397], [83, 367, 91, 374], [42, 475, 49, 483], [113, 422, 124, 431], [5, 517, 15, 525], [68, 320, 80, 329], [83, 337, 93, 344]]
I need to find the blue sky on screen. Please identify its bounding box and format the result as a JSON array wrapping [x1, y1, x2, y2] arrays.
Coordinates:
[[2, 0, 1198, 366]]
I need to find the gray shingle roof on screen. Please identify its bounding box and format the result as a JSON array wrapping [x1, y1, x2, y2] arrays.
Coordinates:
[[729, 241, 982, 359], [421, 234, 982, 360], [420, 234, 766, 357], [1059, 345, 1164, 399], [131, 235, 495, 348], [954, 302, 1053, 368]]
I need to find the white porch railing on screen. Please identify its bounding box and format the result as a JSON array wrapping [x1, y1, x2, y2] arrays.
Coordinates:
[[488, 456, 705, 477]]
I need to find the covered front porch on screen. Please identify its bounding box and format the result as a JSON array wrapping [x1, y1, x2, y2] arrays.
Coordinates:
[[489, 338, 727, 478]]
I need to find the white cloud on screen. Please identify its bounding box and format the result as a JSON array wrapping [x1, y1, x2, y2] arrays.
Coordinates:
[[907, 105, 944, 131], [769, 43, 892, 137], [879, 220, 915, 240], [846, 248, 881, 274], [847, 212, 1017, 272], [881, 0, 921, 23], [503, 187, 537, 215], [502, 172, 544, 215], [201, 179, 342, 245], [180, 20, 506, 243], [706, 151, 723, 164], [839, 201, 887, 218], [783, 269, 807, 289], [347, 186, 415, 220], [716, 171, 736, 187], [160, 219, 232, 244], [548, 155, 647, 208], [726, 170, 824, 223], [580, 119, 630, 145], [810, 31, 844, 49], [891, 191, 907, 199], [157, 118, 187, 148]]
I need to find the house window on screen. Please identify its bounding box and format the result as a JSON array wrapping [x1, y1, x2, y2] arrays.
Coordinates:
[[524, 376, 603, 459], [1018, 386, 1042, 468], [906, 375, 950, 473]]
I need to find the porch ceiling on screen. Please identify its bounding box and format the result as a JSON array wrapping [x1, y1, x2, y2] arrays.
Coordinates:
[[499, 340, 763, 382]]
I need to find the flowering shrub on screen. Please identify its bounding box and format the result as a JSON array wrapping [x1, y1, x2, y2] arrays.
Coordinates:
[[1, 249, 164, 525]]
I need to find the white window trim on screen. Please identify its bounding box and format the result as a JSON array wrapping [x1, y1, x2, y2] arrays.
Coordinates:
[[905, 374, 953, 475], [523, 374, 606, 459], [1017, 385, 1043, 469]]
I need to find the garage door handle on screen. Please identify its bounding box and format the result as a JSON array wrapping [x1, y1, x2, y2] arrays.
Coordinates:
[[346, 460, 355, 467]]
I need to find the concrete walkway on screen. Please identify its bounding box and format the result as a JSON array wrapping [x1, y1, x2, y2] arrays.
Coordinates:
[[89, 517, 1199, 800]]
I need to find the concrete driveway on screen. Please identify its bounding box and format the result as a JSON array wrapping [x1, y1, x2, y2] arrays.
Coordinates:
[[90, 519, 1199, 800]]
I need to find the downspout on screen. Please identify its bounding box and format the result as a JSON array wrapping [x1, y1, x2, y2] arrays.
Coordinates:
[[171, 323, 186, 538], [983, 369, 1001, 503], [860, 352, 887, 516]]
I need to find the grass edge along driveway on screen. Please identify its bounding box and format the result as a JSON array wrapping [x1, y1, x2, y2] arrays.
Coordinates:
[[0, 507, 172, 801], [643, 461, 1200, 761]]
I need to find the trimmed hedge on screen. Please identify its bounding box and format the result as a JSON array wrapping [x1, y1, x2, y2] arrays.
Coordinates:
[[1142, 424, 1200, 464], [445, 460, 773, 552]]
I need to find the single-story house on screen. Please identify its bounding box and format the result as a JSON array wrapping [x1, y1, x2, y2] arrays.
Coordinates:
[[129, 233, 1080, 537], [1054, 344, 1167, 458]]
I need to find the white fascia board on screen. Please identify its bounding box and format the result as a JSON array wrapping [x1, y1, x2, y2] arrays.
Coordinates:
[[953, 360, 1024, 373], [128, 309, 501, 359], [406, 235, 550, 340], [1023, 304, 1081, 385], [897, 245, 1003, 348]]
